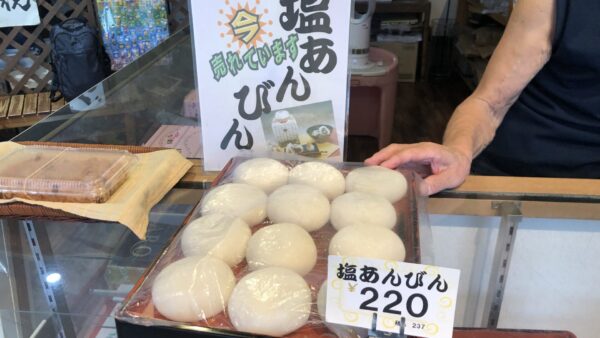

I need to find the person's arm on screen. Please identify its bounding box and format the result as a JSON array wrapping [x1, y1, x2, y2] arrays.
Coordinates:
[[366, 0, 556, 195], [444, 0, 556, 160]]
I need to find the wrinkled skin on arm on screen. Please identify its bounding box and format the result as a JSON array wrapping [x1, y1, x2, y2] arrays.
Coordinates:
[[366, 0, 556, 196]]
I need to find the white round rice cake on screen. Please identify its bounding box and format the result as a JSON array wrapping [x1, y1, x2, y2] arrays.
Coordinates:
[[330, 191, 397, 230], [181, 213, 251, 267], [345, 166, 408, 203], [246, 223, 317, 276], [152, 256, 235, 322], [232, 158, 289, 194], [228, 267, 311, 336], [200, 183, 267, 226], [288, 161, 345, 199], [329, 225, 406, 261], [267, 184, 330, 232]]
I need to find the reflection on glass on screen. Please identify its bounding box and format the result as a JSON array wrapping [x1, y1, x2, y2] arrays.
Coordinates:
[[14, 28, 199, 150]]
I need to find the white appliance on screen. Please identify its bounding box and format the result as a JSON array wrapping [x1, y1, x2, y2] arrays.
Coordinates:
[[350, 0, 377, 70]]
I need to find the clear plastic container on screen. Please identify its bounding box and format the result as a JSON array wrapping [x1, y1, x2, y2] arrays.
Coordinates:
[[116, 157, 429, 337], [0, 146, 137, 203]]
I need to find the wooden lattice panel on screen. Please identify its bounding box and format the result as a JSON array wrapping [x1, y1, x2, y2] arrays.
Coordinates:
[[167, 0, 189, 33], [0, 0, 97, 95], [0, 92, 63, 130]]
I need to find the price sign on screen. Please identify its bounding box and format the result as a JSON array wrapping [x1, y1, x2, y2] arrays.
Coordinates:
[[326, 256, 460, 338]]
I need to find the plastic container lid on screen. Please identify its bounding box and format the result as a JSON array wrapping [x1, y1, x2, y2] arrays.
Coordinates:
[[116, 157, 425, 337], [0, 146, 137, 203]]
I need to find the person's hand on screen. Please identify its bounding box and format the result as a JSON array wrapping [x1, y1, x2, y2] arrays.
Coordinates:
[[365, 142, 472, 196]]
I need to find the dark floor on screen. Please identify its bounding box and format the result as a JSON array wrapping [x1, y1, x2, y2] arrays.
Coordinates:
[[347, 76, 471, 161]]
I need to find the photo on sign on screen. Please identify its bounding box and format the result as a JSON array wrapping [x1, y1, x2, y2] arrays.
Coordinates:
[[260, 101, 339, 160]]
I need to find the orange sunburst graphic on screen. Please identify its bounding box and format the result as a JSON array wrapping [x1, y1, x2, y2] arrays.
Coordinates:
[[218, 0, 272, 50]]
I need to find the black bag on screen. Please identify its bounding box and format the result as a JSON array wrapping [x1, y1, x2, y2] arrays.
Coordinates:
[[50, 18, 110, 102]]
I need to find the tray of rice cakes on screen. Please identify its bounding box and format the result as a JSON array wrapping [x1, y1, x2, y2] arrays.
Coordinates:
[[116, 157, 426, 338], [0, 145, 136, 203]]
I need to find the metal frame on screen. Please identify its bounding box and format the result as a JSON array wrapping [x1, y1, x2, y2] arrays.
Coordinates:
[[0, 219, 77, 338], [482, 201, 522, 327], [21, 219, 75, 338]]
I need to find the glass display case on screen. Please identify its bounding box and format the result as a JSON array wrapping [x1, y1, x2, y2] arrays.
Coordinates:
[[0, 188, 202, 338], [428, 177, 600, 338], [14, 28, 198, 148], [3, 26, 599, 338]]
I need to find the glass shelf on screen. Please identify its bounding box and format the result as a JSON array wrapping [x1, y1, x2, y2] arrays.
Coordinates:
[[14, 28, 198, 147]]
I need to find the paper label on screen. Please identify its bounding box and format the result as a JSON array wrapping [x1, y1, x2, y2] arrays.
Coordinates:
[[0, 0, 40, 28], [326, 256, 460, 338], [144, 125, 203, 158]]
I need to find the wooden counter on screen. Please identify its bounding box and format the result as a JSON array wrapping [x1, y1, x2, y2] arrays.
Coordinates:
[[179, 159, 218, 187], [430, 175, 600, 219]]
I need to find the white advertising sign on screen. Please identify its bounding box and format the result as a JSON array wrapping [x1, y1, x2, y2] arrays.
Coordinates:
[[0, 0, 40, 28], [327, 256, 460, 338], [190, 0, 351, 170]]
